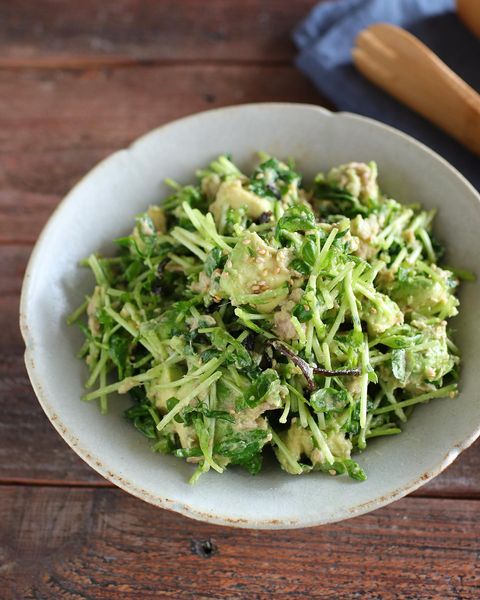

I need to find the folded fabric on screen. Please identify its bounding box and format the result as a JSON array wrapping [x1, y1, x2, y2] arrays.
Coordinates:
[[293, 0, 480, 189]]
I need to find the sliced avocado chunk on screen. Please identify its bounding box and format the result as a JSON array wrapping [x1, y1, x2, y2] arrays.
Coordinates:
[[360, 292, 404, 335], [384, 320, 456, 393], [219, 232, 291, 313], [274, 420, 352, 474], [209, 179, 273, 224], [386, 266, 459, 318]]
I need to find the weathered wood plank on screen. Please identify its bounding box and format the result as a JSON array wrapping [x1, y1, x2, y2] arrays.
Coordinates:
[[0, 65, 321, 153], [0, 355, 104, 484], [0, 0, 317, 66], [0, 246, 29, 296], [0, 64, 322, 243], [1, 487, 478, 599], [0, 189, 61, 245], [0, 296, 24, 352]]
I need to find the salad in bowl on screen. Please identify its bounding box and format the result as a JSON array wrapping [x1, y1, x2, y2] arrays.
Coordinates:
[[70, 153, 462, 484]]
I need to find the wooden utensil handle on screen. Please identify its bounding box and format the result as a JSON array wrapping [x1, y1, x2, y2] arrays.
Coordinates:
[[354, 24, 480, 156], [458, 0, 480, 38]]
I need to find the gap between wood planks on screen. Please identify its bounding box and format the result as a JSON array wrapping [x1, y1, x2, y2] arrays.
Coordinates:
[[1, 478, 479, 501], [0, 57, 294, 70]]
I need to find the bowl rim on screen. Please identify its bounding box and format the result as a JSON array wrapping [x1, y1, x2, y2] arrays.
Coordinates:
[[19, 102, 480, 529]]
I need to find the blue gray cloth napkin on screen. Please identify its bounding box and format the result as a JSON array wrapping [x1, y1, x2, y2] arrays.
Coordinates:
[[293, 0, 480, 189]]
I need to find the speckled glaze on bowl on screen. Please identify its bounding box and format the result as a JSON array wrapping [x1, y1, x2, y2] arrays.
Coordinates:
[[20, 103, 480, 529]]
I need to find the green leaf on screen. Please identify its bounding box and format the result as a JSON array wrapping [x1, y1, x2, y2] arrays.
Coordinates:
[[200, 348, 222, 363], [301, 238, 317, 266], [77, 322, 95, 342], [242, 369, 280, 408], [239, 453, 263, 475], [289, 258, 311, 276], [344, 459, 367, 481], [153, 297, 202, 339], [310, 387, 349, 413], [97, 308, 114, 329], [275, 204, 316, 240], [396, 266, 414, 283], [313, 182, 367, 218], [174, 447, 203, 458], [166, 396, 185, 423], [323, 458, 367, 481], [341, 403, 361, 436], [115, 236, 132, 248], [166, 397, 180, 412], [249, 157, 300, 200], [208, 328, 252, 369], [153, 434, 176, 455], [136, 214, 156, 242], [108, 333, 130, 378], [124, 403, 158, 439], [391, 348, 407, 382], [125, 260, 143, 282], [336, 459, 367, 480], [204, 247, 224, 276], [214, 429, 267, 473], [182, 402, 235, 426], [226, 206, 247, 229], [293, 302, 312, 323]]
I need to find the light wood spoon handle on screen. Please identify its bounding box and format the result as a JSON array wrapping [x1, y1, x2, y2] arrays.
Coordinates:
[[458, 0, 480, 38], [353, 23, 480, 156]]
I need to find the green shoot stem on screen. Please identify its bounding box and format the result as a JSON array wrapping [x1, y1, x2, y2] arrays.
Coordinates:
[[374, 384, 457, 415], [67, 299, 88, 325], [157, 371, 223, 432], [270, 429, 303, 475], [305, 410, 334, 465]]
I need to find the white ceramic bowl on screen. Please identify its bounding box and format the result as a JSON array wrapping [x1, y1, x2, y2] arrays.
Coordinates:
[[20, 103, 480, 529]]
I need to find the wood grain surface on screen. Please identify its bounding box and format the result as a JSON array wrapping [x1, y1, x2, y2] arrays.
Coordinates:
[[1, 0, 479, 597], [1, 487, 479, 599], [0, 0, 316, 66], [0, 66, 319, 246]]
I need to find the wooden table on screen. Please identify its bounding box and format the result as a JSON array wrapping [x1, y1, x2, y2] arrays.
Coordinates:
[[1, 2, 479, 598]]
